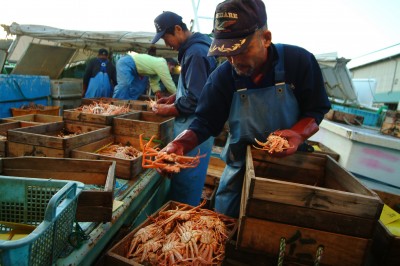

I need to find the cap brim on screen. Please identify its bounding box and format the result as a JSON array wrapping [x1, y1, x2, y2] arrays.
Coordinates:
[[207, 35, 253, 56], [151, 31, 165, 44]]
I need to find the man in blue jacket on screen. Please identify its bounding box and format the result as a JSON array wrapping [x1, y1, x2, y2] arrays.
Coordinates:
[[161, 0, 331, 218], [82, 48, 117, 98], [151, 11, 218, 206]]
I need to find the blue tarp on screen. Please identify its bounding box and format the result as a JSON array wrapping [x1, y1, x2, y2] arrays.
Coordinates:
[[0, 74, 52, 118]]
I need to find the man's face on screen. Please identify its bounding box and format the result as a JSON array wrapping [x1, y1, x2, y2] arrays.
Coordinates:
[[226, 30, 271, 77], [162, 33, 180, 51]]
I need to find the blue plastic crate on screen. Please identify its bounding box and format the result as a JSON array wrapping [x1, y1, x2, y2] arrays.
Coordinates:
[[331, 104, 380, 127], [0, 176, 83, 266]]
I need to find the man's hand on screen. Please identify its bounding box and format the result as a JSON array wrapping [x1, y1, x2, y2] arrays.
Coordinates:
[[157, 94, 176, 104], [269, 118, 319, 157], [153, 104, 179, 117]]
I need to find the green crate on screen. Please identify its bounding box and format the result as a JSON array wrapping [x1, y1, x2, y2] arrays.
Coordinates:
[[0, 176, 83, 266]]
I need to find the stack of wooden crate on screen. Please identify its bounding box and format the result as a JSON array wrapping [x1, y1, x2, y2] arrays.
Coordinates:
[[235, 146, 383, 265]]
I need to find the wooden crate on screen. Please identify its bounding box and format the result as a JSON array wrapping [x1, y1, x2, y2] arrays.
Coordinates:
[[63, 106, 137, 126], [381, 110, 400, 138], [1, 121, 43, 157], [306, 140, 340, 161], [0, 156, 116, 222], [370, 190, 400, 265], [113, 111, 174, 147], [324, 109, 364, 125], [237, 146, 383, 265], [2, 114, 63, 125], [71, 135, 143, 180], [239, 218, 371, 266], [11, 106, 60, 116], [81, 98, 149, 111], [7, 121, 111, 158], [106, 201, 237, 266]]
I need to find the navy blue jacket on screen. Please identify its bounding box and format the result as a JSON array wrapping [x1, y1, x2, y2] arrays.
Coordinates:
[[175, 32, 217, 116], [190, 43, 331, 144]]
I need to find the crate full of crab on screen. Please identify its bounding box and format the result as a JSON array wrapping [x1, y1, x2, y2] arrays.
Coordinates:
[[237, 146, 383, 265], [63, 101, 137, 126], [6, 121, 112, 158], [106, 200, 237, 265], [113, 111, 174, 148], [71, 135, 146, 180], [0, 156, 116, 222]]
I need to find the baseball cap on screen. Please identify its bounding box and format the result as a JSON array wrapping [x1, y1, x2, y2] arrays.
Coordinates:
[[152, 11, 183, 44], [208, 0, 267, 56], [98, 48, 108, 56]]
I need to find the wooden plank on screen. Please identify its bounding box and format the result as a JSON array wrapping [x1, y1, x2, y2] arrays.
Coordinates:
[[250, 176, 381, 218], [71, 135, 143, 180], [0, 157, 116, 222], [7, 121, 111, 151], [246, 198, 376, 238], [238, 217, 370, 266], [113, 111, 174, 147], [370, 190, 400, 265]]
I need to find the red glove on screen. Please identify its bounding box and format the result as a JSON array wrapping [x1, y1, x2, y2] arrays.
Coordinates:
[[153, 103, 179, 117], [157, 130, 199, 177], [157, 94, 176, 104], [164, 129, 199, 155], [272, 117, 319, 157], [155, 91, 163, 100], [82, 84, 88, 98]]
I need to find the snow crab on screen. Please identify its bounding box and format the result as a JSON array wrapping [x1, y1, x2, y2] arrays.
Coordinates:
[[139, 134, 206, 173], [253, 133, 293, 154]]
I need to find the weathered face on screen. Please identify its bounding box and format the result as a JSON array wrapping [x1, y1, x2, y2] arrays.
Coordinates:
[[161, 25, 183, 51], [226, 29, 271, 77]]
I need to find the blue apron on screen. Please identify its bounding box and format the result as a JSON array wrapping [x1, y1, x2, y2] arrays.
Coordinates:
[[85, 59, 113, 98], [168, 72, 215, 206], [215, 44, 300, 217], [113, 56, 147, 100]]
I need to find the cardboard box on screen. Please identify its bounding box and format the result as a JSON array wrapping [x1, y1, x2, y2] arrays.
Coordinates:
[[7, 121, 111, 158], [113, 111, 174, 148], [0, 156, 116, 222], [237, 146, 383, 265], [71, 135, 143, 180]]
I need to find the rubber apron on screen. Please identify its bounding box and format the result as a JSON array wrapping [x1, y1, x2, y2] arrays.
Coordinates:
[[168, 73, 215, 206], [215, 44, 299, 218], [113, 56, 147, 100], [85, 58, 113, 98]]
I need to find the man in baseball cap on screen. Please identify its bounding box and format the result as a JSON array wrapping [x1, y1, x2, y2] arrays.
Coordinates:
[[160, 0, 331, 219], [208, 0, 267, 56], [151, 11, 183, 44]]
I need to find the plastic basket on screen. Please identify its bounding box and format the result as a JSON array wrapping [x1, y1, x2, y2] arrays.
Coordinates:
[[10, 106, 60, 117], [0, 176, 83, 266]]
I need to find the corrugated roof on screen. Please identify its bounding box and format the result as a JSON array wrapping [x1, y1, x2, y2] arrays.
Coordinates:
[[347, 43, 400, 69]]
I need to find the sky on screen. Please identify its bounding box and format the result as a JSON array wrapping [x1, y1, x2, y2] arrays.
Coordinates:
[[1, 0, 399, 60]]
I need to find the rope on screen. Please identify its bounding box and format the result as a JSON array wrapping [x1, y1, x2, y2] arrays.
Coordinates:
[[277, 237, 286, 266], [314, 245, 324, 266]]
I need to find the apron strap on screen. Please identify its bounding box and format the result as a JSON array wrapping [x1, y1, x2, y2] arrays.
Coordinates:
[[274, 43, 285, 84]]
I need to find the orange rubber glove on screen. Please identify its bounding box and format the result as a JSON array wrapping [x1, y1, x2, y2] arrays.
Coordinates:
[[272, 117, 319, 157], [164, 130, 199, 156]]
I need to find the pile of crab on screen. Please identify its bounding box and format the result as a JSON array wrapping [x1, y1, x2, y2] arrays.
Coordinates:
[[96, 143, 142, 160], [77, 102, 130, 115], [126, 201, 236, 265]]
